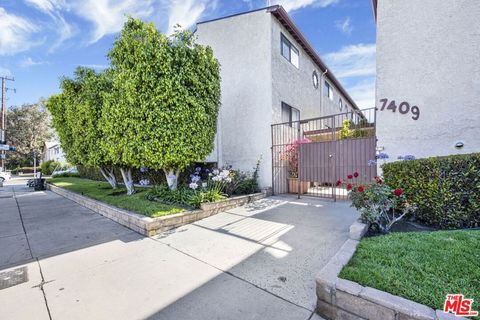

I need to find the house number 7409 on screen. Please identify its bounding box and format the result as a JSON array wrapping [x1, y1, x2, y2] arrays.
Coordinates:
[[379, 98, 420, 120]]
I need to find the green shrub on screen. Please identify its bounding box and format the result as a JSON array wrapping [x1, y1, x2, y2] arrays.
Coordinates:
[[382, 153, 480, 229], [77, 165, 170, 185], [40, 160, 62, 175], [145, 184, 224, 208], [51, 172, 80, 178]]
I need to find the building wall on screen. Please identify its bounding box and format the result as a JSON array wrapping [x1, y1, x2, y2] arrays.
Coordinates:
[[271, 18, 351, 124], [44, 144, 67, 164], [196, 9, 273, 188], [376, 0, 480, 161]]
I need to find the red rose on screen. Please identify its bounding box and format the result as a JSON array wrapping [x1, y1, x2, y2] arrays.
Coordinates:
[[336, 179, 342, 186], [347, 175, 353, 179], [346, 184, 353, 191], [358, 186, 364, 192], [393, 188, 403, 197], [353, 172, 359, 178]]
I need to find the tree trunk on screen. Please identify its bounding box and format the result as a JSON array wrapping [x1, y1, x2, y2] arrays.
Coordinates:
[[99, 167, 118, 189], [164, 168, 180, 191], [120, 167, 135, 195]]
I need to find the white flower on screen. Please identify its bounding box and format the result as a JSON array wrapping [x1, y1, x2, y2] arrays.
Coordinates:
[[213, 169, 219, 175], [189, 182, 198, 190], [226, 177, 232, 183], [212, 176, 221, 182]]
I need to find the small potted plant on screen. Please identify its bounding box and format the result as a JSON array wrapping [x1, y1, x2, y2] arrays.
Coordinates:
[[281, 138, 311, 194]]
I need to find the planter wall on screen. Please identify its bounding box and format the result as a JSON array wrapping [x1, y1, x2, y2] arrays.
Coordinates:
[[315, 221, 466, 320], [287, 178, 310, 194], [47, 183, 266, 237]]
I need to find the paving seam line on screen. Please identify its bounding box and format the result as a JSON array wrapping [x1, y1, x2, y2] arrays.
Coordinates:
[[12, 186, 34, 260], [151, 237, 313, 313]]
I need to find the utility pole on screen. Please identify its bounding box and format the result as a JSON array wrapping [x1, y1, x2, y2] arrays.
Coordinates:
[[1, 76, 15, 172]]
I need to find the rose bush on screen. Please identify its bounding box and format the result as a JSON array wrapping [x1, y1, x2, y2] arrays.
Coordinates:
[[340, 172, 415, 233]]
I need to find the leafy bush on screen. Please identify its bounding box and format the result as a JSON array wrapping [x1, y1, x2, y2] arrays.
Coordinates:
[[77, 165, 169, 185], [382, 153, 480, 229], [145, 184, 224, 208], [51, 172, 80, 178], [40, 160, 61, 175], [341, 173, 414, 232]]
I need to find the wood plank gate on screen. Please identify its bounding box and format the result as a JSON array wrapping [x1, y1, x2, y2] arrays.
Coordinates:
[[271, 108, 377, 200]]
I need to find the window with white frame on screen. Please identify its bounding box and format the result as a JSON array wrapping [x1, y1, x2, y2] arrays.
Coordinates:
[[281, 102, 300, 127], [281, 33, 299, 68], [339, 98, 343, 111], [324, 81, 333, 100]]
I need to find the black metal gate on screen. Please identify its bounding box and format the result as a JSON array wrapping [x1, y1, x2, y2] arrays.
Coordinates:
[[271, 108, 377, 200]]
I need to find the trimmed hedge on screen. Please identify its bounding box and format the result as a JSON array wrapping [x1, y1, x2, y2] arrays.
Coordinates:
[[382, 153, 480, 229]]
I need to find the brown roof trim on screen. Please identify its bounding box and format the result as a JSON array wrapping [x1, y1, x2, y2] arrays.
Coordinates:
[[268, 6, 360, 111], [372, 0, 377, 21]]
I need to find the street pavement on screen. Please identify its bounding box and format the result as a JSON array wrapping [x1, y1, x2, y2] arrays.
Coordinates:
[[0, 178, 358, 320]]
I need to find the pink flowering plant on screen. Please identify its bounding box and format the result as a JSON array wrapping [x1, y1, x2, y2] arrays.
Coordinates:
[[338, 172, 415, 233], [280, 138, 311, 178]]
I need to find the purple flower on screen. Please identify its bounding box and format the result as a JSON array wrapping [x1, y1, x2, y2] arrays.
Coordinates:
[[140, 167, 148, 173], [376, 152, 389, 160], [195, 167, 202, 173], [191, 175, 201, 183], [368, 159, 377, 166]]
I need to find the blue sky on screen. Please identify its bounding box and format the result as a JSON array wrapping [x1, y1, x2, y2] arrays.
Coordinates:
[[0, 0, 376, 109]]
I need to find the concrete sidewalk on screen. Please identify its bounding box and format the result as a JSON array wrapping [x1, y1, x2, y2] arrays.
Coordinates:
[[0, 180, 357, 320]]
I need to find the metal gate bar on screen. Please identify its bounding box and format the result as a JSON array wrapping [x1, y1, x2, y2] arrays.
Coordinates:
[[271, 108, 377, 200]]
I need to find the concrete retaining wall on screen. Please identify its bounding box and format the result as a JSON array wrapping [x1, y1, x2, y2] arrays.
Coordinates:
[[315, 237, 466, 320], [47, 183, 266, 237]]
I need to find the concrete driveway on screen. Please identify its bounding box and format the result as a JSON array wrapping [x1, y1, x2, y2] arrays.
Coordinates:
[[0, 179, 358, 320]]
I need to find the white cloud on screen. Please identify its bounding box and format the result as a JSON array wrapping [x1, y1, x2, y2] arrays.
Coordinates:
[[335, 17, 352, 35], [345, 78, 375, 109], [0, 8, 41, 55], [70, 0, 155, 44], [0, 66, 12, 77], [20, 57, 46, 67], [24, 0, 66, 13], [79, 64, 108, 69], [273, 0, 339, 12], [324, 43, 376, 109], [324, 43, 375, 78], [24, 0, 74, 51], [167, 0, 208, 35]]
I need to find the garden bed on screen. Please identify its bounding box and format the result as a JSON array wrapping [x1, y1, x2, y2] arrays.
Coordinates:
[[47, 177, 266, 236], [316, 230, 479, 320], [49, 177, 184, 217]]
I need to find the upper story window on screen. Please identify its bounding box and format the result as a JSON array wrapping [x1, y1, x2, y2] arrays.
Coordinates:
[[339, 98, 343, 111], [281, 102, 300, 127], [324, 81, 333, 100], [281, 33, 299, 68], [312, 71, 319, 89]]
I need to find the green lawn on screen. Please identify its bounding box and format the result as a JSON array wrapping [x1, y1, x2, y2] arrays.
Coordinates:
[[49, 177, 184, 218], [340, 230, 480, 313]]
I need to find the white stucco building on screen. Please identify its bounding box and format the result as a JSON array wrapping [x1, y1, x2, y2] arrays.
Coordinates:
[[43, 140, 66, 164], [373, 0, 480, 162], [196, 5, 360, 188]]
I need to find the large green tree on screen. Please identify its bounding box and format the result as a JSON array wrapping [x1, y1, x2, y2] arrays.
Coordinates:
[[6, 101, 52, 168], [101, 18, 221, 193], [47, 67, 118, 188]]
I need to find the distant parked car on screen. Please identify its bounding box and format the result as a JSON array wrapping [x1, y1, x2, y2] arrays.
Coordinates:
[[0, 171, 11, 182], [51, 167, 78, 177]]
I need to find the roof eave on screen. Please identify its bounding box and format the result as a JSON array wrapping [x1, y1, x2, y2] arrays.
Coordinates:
[[269, 6, 360, 111]]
